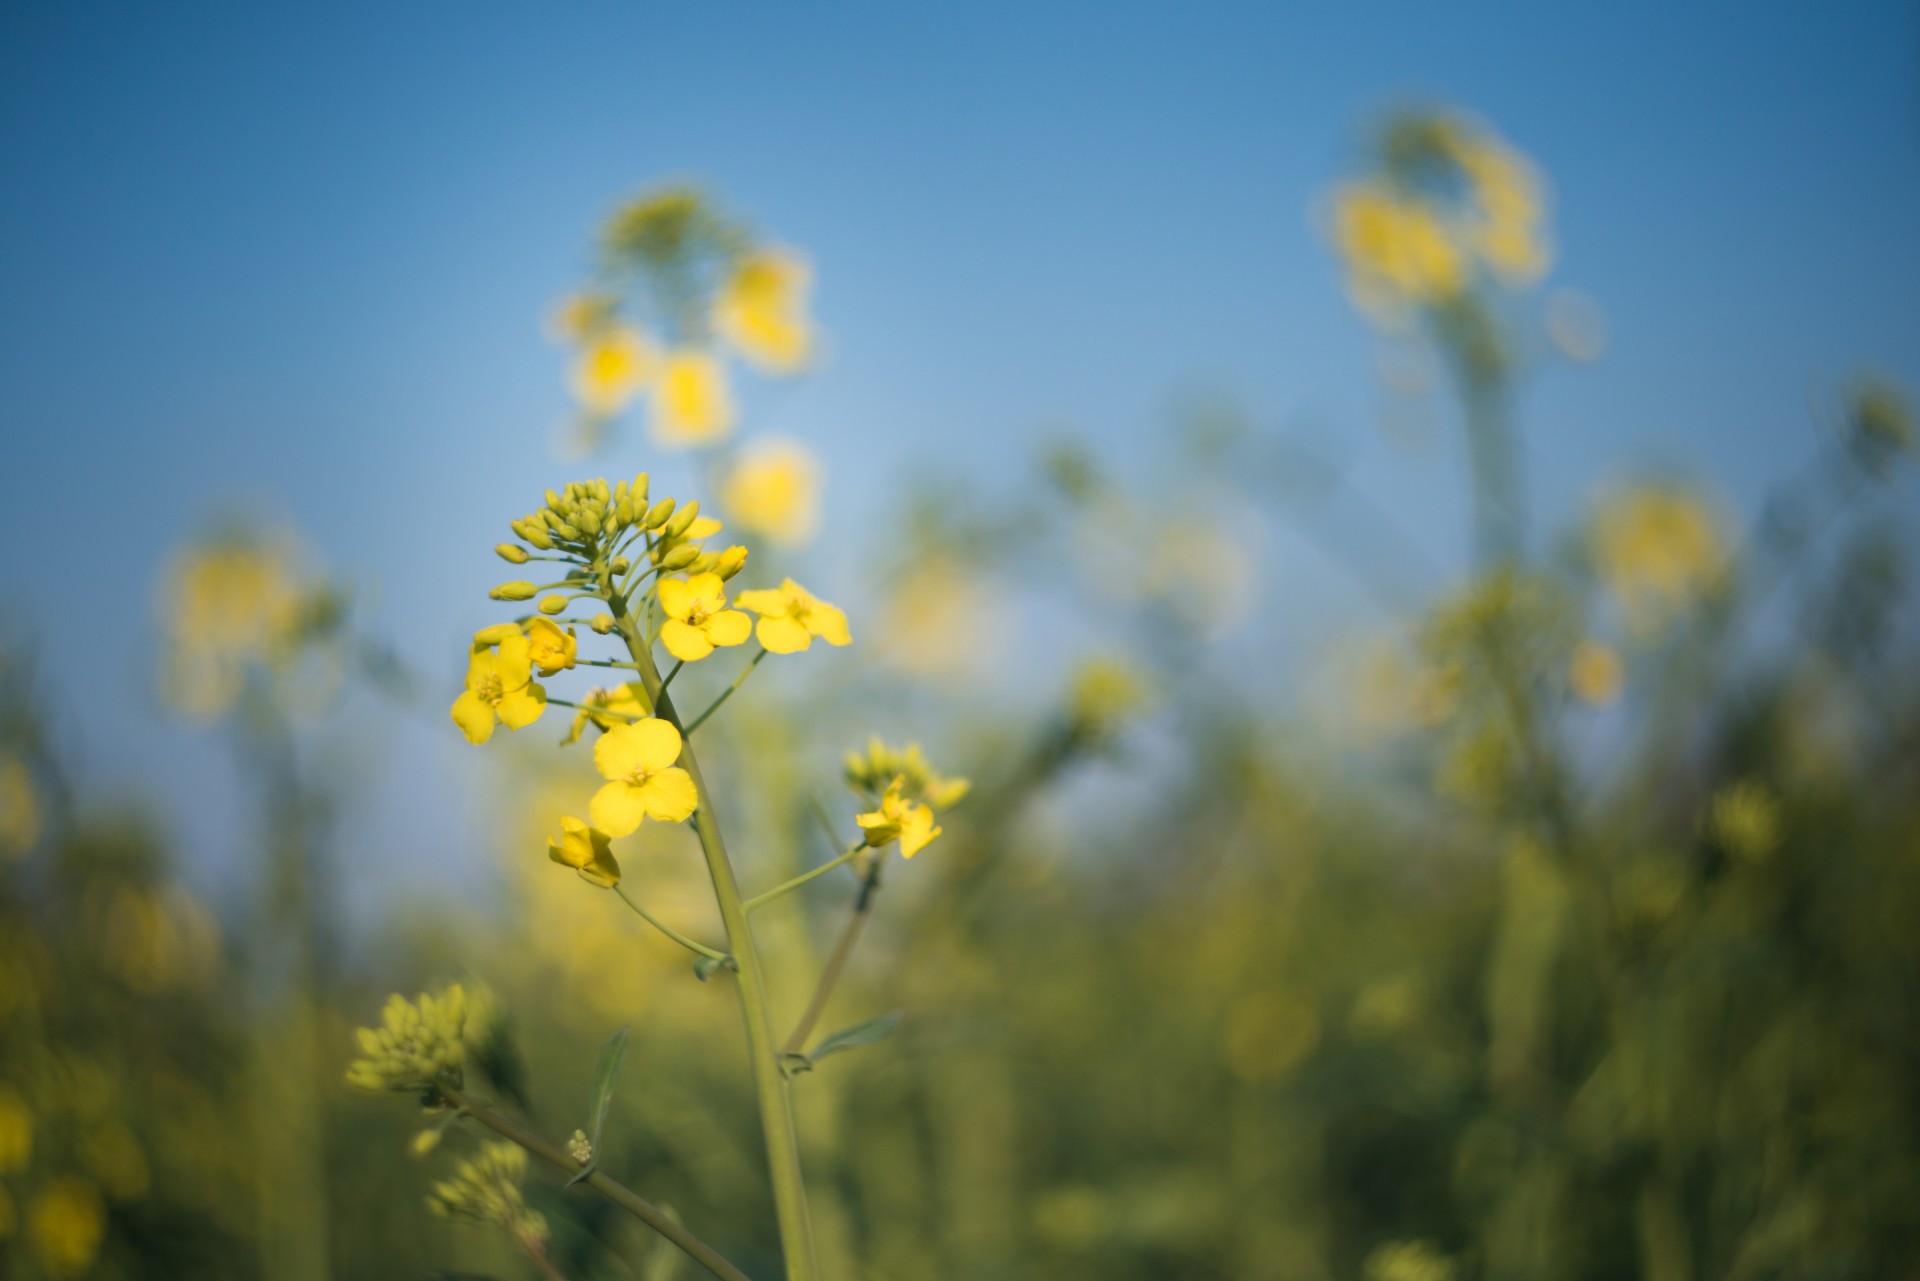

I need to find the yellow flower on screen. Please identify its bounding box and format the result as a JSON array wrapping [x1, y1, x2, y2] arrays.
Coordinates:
[[1710, 780, 1782, 864], [547, 817, 621, 888], [548, 292, 617, 343], [650, 349, 734, 447], [856, 777, 942, 857], [524, 617, 578, 676], [570, 325, 653, 417], [1568, 640, 1623, 706], [843, 738, 969, 810], [714, 249, 814, 373], [450, 634, 547, 744], [734, 578, 850, 654], [656, 573, 752, 662], [471, 622, 522, 652], [158, 535, 311, 718], [563, 683, 648, 744], [1592, 485, 1727, 635], [1333, 182, 1466, 309], [590, 718, 698, 837], [28, 1177, 104, 1278], [720, 439, 822, 545]]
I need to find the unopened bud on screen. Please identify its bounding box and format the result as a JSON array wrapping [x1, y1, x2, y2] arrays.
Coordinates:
[[662, 500, 700, 540], [642, 498, 676, 530], [631, 472, 650, 504], [490, 581, 537, 601], [660, 544, 699, 571], [715, 545, 750, 580], [550, 521, 580, 541], [545, 489, 562, 511], [593, 478, 610, 502], [537, 595, 569, 615], [495, 543, 529, 564], [568, 1129, 593, 1166], [590, 614, 615, 635], [609, 557, 630, 575]]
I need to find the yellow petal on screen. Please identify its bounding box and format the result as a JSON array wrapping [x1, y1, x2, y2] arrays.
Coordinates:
[[496, 634, 535, 688], [684, 572, 724, 602], [756, 615, 812, 654], [464, 649, 501, 694], [575, 846, 622, 888], [734, 588, 790, 618], [450, 691, 497, 744], [589, 781, 647, 838], [496, 683, 547, 729], [594, 718, 682, 781], [471, 623, 522, 652], [705, 609, 752, 648], [899, 805, 940, 858], [806, 603, 851, 647], [685, 515, 723, 539], [660, 618, 715, 662], [638, 767, 699, 823], [656, 576, 694, 621]]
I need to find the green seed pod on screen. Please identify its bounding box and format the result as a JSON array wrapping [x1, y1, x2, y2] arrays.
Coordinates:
[[489, 581, 538, 601], [660, 544, 699, 571], [537, 595, 568, 615], [495, 543, 530, 564], [642, 497, 676, 529], [662, 500, 700, 540]]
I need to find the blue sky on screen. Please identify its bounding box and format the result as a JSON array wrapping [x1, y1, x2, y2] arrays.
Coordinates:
[[3, 0, 1916, 911]]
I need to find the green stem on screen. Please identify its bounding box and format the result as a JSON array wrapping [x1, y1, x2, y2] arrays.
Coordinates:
[[782, 859, 884, 1057], [685, 648, 769, 736], [610, 600, 819, 1281], [745, 844, 865, 913], [614, 884, 730, 962], [438, 1085, 752, 1281], [660, 659, 686, 697]]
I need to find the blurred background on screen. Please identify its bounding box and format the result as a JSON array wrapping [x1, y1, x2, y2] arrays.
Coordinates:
[[3, 2, 1920, 1278]]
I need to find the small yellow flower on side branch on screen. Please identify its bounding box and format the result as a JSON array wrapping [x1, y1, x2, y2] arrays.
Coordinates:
[[657, 572, 753, 661], [590, 718, 698, 837], [450, 633, 547, 744], [524, 617, 578, 676], [735, 578, 850, 654], [548, 817, 621, 887], [1568, 639, 1624, 707], [715, 249, 814, 374], [843, 738, 970, 811], [721, 439, 822, 545], [346, 987, 469, 1093], [570, 325, 653, 417], [856, 777, 942, 858], [651, 349, 734, 447]]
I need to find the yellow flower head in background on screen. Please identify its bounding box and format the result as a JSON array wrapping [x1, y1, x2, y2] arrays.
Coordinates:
[[427, 1140, 548, 1245], [0, 1084, 31, 1174], [158, 534, 315, 719], [657, 572, 752, 661], [590, 718, 698, 837], [1710, 779, 1782, 864], [1568, 639, 1624, 706], [720, 439, 822, 545], [570, 325, 653, 417], [651, 349, 734, 447], [563, 682, 648, 745], [346, 987, 468, 1092], [548, 292, 618, 343], [856, 777, 942, 858], [843, 738, 970, 811], [734, 578, 850, 654], [524, 617, 578, 676], [28, 1177, 104, 1278], [0, 754, 40, 860], [451, 633, 547, 744], [1333, 182, 1467, 312], [715, 248, 814, 374], [1591, 485, 1728, 635], [547, 817, 621, 888]]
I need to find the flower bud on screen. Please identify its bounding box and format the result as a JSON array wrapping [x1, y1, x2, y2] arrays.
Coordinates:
[[545, 489, 562, 511], [714, 545, 750, 580], [609, 557, 631, 575], [660, 544, 699, 571], [662, 500, 700, 540], [642, 498, 676, 530], [593, 478, 610, 502], [490, 581, 537, 601], [631, 472, 650, 504], [550, 521, 580, 541], [574, 509, 601, 536], [590, 614, 615, 634], [495, 543, 529, 564], [537, 595, 568, 615]]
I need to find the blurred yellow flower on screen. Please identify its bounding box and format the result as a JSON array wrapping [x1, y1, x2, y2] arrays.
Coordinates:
[[1568, 639, 1624, 706], [570, 325, 653, 417], [547, 816, 621, 888], [158, 535, 309, 719], [650, 348, 734, 447], [734, 577, 850, 654], [1710, 779, 1782, 864], [590, 718, 697, 837], [715, 249, 814, 374], [1365, 1239, 1458, 1281], [876, 557, 999, 678], [843, 738, 969, 810], [1333, 182, 1467, 311], [563, 682, 648, 745], [548, 292, 617, 343], [856, 777, 942, 857], [27, 1177, 104, 1278], [657, 572, 752, 662], [524, 617, 578, 676], [1592, 485, 1728, 635], [450, 633, 548, 744], [720, 439, 822, 545], [0, 1084, 31, 1173], [0, 754, 38, 859]]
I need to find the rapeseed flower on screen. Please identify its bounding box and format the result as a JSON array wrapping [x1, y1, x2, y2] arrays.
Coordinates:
[[590, 718, 698, 837], [450, 634, 547, 744], [843, 738, 970, 811], [548, 817, 621, 888], [1568, 639, 1624, 706], [657, 572, 752, 661], [735, 578, 850, 654], [856, 777, 942, 857], [345, 987, 469, 1092], [1592, 485, 1727, 635], [28, 1178, 104, 1278], [571, 325, 653, 417], [715, 249, 814, 373], [1333, 182, 1466, 310], [720, 439, 822, 545], [524, 617, 578, 676], [651, 349, 734, 447]]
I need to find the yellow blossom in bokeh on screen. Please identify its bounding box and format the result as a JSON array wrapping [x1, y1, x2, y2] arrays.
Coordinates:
[[656, 572, 752, 662], [1365, 1239, 1459, 1281], [877, 557, 1000, 678], [570, 325, 653, 417], [719, 439, 822, 545], [450, 633, 547, 744], [650, 348, 734, 447], [0, 753, 39, 859], [158, 535, 308, 719], [856, 777, 942, 858], [734, 578, 850, 654], [590, 718, 698, 837], [715, 248, 814, 374], [1710, 779, 1782, 864], [1066, 655, 1149, 742], [0, 1084, 31, 1173], [524, 617, 578, 676], [1568, 639, 1624, 706], [547, 292, 617, 343], [27, 1177, 104, 1278], [1592, 485, 1728, 635], [427, 1140, 548, 1245], [1333, 182, 1467, 312], [547, 816, 621, 888], [346, 987, 468, 1092]]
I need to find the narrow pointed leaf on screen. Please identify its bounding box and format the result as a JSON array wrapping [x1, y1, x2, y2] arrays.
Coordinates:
[[806, 1011, 903, 1065]]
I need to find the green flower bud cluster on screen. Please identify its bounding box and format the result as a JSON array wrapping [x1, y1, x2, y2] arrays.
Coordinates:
[[844, 738, 971, 811], [345, 986, 469, 1093], [507, 474, 664, 554], [426, 1140, 548, 1245]]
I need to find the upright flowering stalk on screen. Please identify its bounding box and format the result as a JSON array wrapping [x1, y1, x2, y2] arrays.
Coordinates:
[[411, 474, 962, 1281]]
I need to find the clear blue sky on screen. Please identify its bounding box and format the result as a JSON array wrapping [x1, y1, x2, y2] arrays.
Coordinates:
[[3, 0, 1916, 911]]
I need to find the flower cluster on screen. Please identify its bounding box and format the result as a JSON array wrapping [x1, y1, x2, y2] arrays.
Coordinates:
[[425, 1140, 548, 1246], [844, 739, 970, 859], [553, 187, 815, 449], [345, 987, 469, 1093], [1590, 484, 1727, 636]]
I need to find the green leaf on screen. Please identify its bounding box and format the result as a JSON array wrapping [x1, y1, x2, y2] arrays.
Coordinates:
[[566, 1026, 629, 1187], [806, 1011, 903, 1065], [693, 954, 726, 982]]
